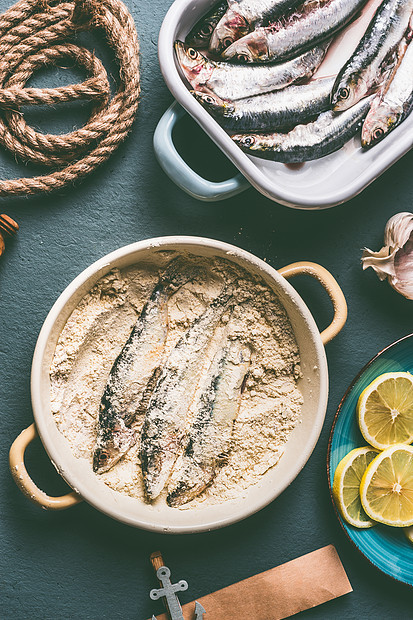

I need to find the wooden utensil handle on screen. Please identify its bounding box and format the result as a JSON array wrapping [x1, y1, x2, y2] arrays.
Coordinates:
[[151, 551, 166, 573], [150, 551, 172, 620]]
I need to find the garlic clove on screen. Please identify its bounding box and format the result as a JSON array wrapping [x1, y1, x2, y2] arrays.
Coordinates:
[[361, 212, 413, 300], [384, 212, 413, 250], [392, 230, 413, 299]]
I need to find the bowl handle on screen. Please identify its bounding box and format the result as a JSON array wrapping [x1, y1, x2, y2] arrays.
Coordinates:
[[9, 423, 82, 510], [278, 261, 347, 345], [153, 101, 250, 201]]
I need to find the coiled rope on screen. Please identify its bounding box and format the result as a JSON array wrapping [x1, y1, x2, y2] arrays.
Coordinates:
[[0, 0, 140, 196]]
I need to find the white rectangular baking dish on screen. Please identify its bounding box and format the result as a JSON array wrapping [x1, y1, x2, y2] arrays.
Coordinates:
[[155, 0, 413, 208]]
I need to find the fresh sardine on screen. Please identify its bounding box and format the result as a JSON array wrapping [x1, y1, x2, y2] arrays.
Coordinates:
[[175, 40, 329, 101], [231, 96, 373, 163], [192, 76, 334, 131], [93, 258, 195, 474], [222, 0, 367, 63], [186, 1, 228, 48], [167, 339, 251, 507], [362, 40, 413, 148], [140, 287, 235, 501], [209, 0, 302, 55], [331, 0, 413, 111]]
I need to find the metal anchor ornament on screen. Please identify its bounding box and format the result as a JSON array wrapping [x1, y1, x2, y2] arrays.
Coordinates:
[[150, 551, 206, 620], [194, 602, 206, 619], [150, 565, 188, 619]]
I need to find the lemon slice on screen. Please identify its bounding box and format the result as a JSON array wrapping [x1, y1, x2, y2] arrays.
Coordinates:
[[357, 371, 413, 450], [332, 447, 379, 528], [360, 444, 413, 527]]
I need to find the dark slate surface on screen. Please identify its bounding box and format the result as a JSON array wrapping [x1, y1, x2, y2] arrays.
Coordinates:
[[1, 0, 412, 617]]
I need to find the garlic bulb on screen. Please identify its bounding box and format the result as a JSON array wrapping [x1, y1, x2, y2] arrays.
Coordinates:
[[362, 212, 413, 300]]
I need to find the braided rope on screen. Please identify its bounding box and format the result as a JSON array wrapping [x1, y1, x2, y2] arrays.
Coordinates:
[[0, 0, 140, 196]]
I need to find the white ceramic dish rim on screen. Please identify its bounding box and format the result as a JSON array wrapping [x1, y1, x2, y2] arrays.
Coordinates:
[[30, 235, 328, 533], [157, 0, 413, 209]]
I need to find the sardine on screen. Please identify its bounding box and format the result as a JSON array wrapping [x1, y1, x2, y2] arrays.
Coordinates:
[[362, 40, 413, 148], [186, 1, 228, 48], [167, 339, 251, 507], [231, 96, 373, 163], [209, 0, 302, 55], [93, 258, 196, 474], [222, 0, 368, 63], [140, 287, 235, 501], [175, 40, 329, 101], [331, 0, 413, 111], [192, 76, 334, 132]]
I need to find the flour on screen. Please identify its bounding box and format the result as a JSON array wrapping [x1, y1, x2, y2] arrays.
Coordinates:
[[50, 252, 303, 508]]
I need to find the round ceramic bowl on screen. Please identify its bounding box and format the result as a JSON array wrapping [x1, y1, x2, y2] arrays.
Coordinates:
[[10, 236, 347, 533]]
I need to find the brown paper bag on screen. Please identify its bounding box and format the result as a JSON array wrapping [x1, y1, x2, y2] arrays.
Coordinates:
[[151, 545, 352, 620]]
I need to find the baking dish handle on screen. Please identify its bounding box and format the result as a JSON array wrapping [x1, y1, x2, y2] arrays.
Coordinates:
[[153, 101, 250, 201], [9, 423, 82, 510], [278, 261, 347, 345]]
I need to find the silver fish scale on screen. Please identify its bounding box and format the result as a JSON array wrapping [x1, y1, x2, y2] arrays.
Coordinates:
[[233, 96, 373, 163], [210, 0, 303, 54], [332, 0, 413, 108], [226, 0, 301, 25], [207, 44, 328, 100], [382, 42, 413, 113], [202, 76, 334, 131], [223, 0, 368, 63], [363, 41, 413, 146]]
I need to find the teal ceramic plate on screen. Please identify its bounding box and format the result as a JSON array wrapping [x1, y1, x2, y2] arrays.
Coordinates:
[[327, 333, 413, 587]]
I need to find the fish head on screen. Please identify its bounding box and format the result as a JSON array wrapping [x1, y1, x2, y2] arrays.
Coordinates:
[[191, 90, 232, 118], [231, 132, 277, 157], [93, 446, 116, 473], [361, 105, 402, 148], [222, 31, 269, 63], [174, 41, 213, 89], [186, 14, 220, 48], [209, 9, 249, 55], [331, 72, 367, 111], [93, 425, 137, 474]]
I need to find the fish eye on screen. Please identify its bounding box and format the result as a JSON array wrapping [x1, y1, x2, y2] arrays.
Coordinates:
[[200, 23, 213, 36], [99, 452, 108, 462], [188, 47, 198, 59], [204, 95, 215, 104], [338, 87, 350, 100], [243, 136, 255, 147], [237, 53, 250, 63], [373, 127, 384, 141], [222, 37, 233, 49]]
